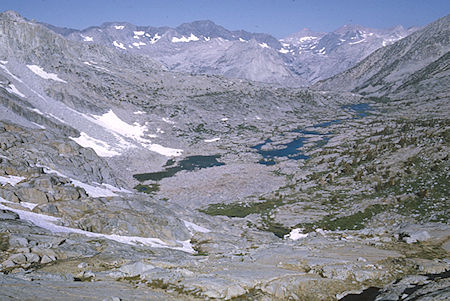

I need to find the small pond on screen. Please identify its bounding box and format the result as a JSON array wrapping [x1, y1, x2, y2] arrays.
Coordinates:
[[133, 155, 225, 182]]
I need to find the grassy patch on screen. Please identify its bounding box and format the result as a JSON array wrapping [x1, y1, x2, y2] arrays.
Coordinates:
[[298, 203, 389, 232], [200, 198, 284, 218], [134, 183, 160, 194]]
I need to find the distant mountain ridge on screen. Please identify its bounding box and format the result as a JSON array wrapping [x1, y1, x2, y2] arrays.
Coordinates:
[[42, 19, 417, 86], [313, 14, 450, 100]]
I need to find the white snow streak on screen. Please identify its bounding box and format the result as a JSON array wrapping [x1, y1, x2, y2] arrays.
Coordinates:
[[6, 84, 25, 97], [298, 36, 317, 43], [84, 110, 148, 142], [0, 198, 194, 253], [172, 33, 199, 43], [114, 25, 125, 30], [81, 35, 93, 42], [31, 108, 44, 115], [79, 110, 182, 157], [204, 138, 220, 143], [31, 122, 45, 129], [0, 63, 23, 83], [149, 33, 161, 44], [278, 48, 289, 54], [258, 42, 270, 49], [39, 166, 130, 197], [113, 41, 126, 50], [146, 143, 183, 157], [26, 65, 67, 83], [285, 228, 308, 240], [183, 220, 210, 234], [70, 132, 121, 157], [132, 42, 146, 48], [0, 175, 25, 186], [20, 202, 38, 210], [349, 39, 366, 45]]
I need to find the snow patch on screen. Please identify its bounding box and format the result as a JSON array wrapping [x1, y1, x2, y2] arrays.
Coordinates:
[[221, 117, 228, 122], [114, 25, 125, 30], [70, 132, 121, 157], [162, 117, 175, 124], [113, 41, 126, 50], [183, 220, 210, 234], [204, 138, 220, 143], [133, 111, 146, 115], [146, 143, 182, 157], [0, 198, 194, 253], [39, 166, 131, 197], [0, 175, 25, 186], [31, 108, 44, 115], [172, 33, 199, 43], [405, 231, 431, 244], [285, 228, 308, 240], [20, 202, 38, 210], [0, 62, 23, 83], [149, 33, 161, 44], [6, 84, 25, 97], [278, 48, 289, 54], [83, 61, 109, 72], [239, 38, 247, 42], [349, 39, 366, 45], [132, 42, 146, 48], [259, 42, 270, 49], [26, 65, 67, 83], [204, 37, 210, 41], [46, 113, 67, 124], [299, 36, 317, 43], [81, 35, 93, 42], [81, 110, 181, 157], [31, 122, 45, 129], [70, 180, 119, 198], [84, 110, 148, 142]]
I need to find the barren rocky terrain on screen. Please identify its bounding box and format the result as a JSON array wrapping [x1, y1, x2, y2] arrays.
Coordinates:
[[0, 11, 448, 300]]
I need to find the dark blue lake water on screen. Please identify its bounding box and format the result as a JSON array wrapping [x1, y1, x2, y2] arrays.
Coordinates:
[[133, 155, 225, 182], [252, 103, 372, 165]]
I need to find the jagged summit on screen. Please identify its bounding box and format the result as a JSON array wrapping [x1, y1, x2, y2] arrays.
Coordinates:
[[313, 14, 450, 99], [0, 10, 23, 20], [36, 14, 416, 86]]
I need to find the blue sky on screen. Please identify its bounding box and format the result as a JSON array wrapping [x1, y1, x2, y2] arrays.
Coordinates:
[[1, 0, 449, 37]]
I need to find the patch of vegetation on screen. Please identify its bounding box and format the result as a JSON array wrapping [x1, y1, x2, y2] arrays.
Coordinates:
[[297, 204, 389, 232], [200, 197, 285, 218], [259, 219, 290, 238], [0, 233, 9, 252], [134, 183, 160, 194]]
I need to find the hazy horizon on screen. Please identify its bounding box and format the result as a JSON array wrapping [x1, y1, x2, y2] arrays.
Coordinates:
[[0, 0, 449, 38]]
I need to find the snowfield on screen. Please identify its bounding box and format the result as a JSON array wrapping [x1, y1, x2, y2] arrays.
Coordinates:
[[26, 65, 67, 83]]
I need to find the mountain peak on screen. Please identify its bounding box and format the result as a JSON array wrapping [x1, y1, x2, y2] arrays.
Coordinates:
[[0, 10, 26, 21], [334, 24, 371, 34], [175, 20, 231, 38]]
